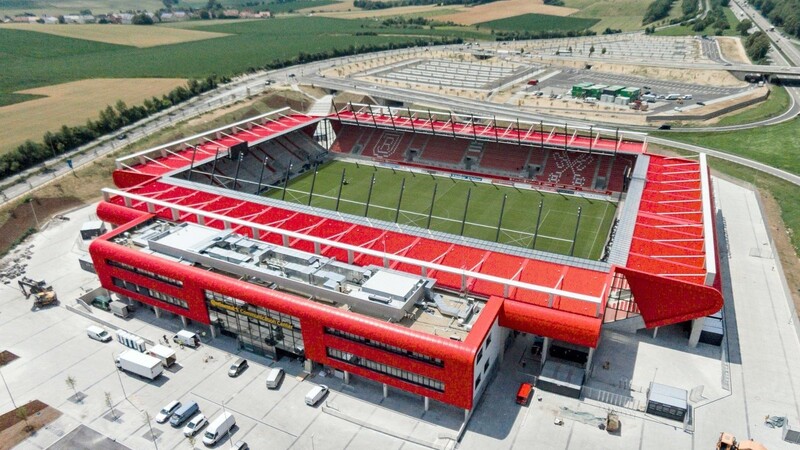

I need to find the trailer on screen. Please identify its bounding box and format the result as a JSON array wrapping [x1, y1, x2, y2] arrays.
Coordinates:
[[109, 301, 131, 318], [116, 350, 163, 380], [148, 345, 177, 368]]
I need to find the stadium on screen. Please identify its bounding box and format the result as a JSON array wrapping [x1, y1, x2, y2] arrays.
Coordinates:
[[88, 103, 723, 413]]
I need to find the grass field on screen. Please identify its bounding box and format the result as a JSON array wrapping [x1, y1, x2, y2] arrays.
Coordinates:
[[0, 78, 186, 154], [656, 116, 800, 176], [563, 0, 684, 31], [0, 0, 164, 15], [0, 23, 229, 48], [478, 13, 599, 32], [265, 160, 617, 259], [654, 8, 740, 37]]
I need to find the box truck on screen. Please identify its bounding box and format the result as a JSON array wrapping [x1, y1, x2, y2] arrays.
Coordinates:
[[116, 350, 163, 380], [148, 345, 177, 368]]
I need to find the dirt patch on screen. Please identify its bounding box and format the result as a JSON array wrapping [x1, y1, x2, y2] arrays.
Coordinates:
[[440, 0, 578, 23], [0, 23, 228, 48], [717, 37, 750, 64], [0, 78, 186, 154], [542, 58, 746, 87], [0, 351, 19, 367], [0, 402, 61, 450], [0, 197, 84, 257]]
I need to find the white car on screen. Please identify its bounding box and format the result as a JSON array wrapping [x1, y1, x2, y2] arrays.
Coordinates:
[[155, 400, 181, 424], [183, 413, 207, 437]]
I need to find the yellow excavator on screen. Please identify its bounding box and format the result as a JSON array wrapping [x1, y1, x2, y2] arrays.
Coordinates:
[[18, 277, 58, 308]]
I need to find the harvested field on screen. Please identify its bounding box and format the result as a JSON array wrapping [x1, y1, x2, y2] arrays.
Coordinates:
[[0, 23, 229, 48], [717, 36, 750, 64], [0, 400, 61, 450], [0, 78, 186, 154], [314, 3, 461, 19], [440, 0, 578, 24]]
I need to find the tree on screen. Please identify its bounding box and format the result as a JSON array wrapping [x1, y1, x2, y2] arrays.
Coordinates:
[[601, 47, 607, 55], [132, 13, 154, 25], [105, 392, 117, 420], [737, 19, 753, 35], [65, 375, 80, 402], [589, 45, 595, 56], [16, 405, 33, 433]]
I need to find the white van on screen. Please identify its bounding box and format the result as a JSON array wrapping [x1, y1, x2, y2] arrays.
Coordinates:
[[203, 412, 235, 446], [666, 94, 681, 100], [305, 385, 328, 406], [266, 367, 285, 389], [87, 326, 112, 342]]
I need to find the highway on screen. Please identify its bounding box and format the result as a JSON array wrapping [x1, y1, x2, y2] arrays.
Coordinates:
[[3, 25, 800, 209]]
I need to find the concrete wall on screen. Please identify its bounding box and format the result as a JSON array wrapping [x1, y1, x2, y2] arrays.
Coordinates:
[[646, 88, 770, 122]]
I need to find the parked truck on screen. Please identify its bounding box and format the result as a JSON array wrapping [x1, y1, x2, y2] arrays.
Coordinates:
[[109, 301, 131, 318], [116, 350, 163, 380], [173, 330, 200, 348], [148, 345, 177, 368]]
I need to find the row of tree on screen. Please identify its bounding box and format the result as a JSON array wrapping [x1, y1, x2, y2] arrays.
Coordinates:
[[750, 0, 800, 38], [494, 29, 597, 42], [353, 0, 495, 10], [681, 0, 698, 17], [744, 30, 771, 61], [263, 36, 463, 70], [0, 76, 222, 180], [543, 0, 565, 5], [689, 0, 731, 34], [642, 0, 675, 24]]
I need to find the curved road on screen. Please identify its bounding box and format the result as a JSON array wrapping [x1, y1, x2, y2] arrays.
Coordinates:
[[3, 26, 800, 209]]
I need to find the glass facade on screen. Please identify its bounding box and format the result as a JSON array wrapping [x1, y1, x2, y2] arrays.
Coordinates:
[[326, 347, 444, 392], [111, 276, 188, 309], [204, 290, 304, 359], [107, 259, 183, 287], [324, 327, 444, 367]]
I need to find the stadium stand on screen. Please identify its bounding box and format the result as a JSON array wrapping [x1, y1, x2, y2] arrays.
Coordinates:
[[478, 142, 531, 172], [419, 136, 469, 164]]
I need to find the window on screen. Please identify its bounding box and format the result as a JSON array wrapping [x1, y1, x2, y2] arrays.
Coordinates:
[[485, 332, 492, 348], [476, 348, 483, 365], [475, 374, 481, 389], [484, 359, 490, 373], [107, 259, 183, 287], [110, 276, 188, 309], [327, 347, 444, 392], [324, 327, 443, 367]]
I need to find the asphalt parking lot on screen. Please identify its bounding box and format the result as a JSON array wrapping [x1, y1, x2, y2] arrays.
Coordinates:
[[0, 204, 468, 450]]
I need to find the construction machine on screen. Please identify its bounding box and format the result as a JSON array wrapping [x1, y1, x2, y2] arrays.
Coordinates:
[[18, 277, 58, 307]]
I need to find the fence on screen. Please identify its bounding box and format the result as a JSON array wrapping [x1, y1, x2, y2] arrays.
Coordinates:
[[582, 386, 645, 412]]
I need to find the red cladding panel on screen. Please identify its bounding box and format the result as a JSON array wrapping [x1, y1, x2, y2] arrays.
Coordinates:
[[89, 235, 479, 409], [500, 300, 602, 348], [112, 170, 158, 189], [616, 267, 723, 328], [96, 201, 151, 226]]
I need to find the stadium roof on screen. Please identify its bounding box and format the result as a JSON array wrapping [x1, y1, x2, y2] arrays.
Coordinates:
[[104, 108, 722, 346]]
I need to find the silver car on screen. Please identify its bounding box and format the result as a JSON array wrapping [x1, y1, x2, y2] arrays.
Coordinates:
[[154, 400, 181, 423], [183, 413, 207, 437]]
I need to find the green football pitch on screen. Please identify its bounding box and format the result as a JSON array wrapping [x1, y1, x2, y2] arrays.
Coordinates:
[[265, 160, 617, 260]]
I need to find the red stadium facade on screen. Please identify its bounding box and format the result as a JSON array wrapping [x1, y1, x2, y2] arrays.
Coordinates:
[[89, 106, 723, 411]]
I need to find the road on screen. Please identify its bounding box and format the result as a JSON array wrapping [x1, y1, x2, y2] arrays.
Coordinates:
[[4, 30, 800, 210]]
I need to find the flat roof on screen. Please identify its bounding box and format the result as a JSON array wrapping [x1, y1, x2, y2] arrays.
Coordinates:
[[116, 218, 480, 338]]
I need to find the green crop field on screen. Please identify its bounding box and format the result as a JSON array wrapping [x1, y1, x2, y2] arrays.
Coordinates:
[[478, 13, 599, 32], [0, 17, 479, 103], [265, 160, 617, 260]]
